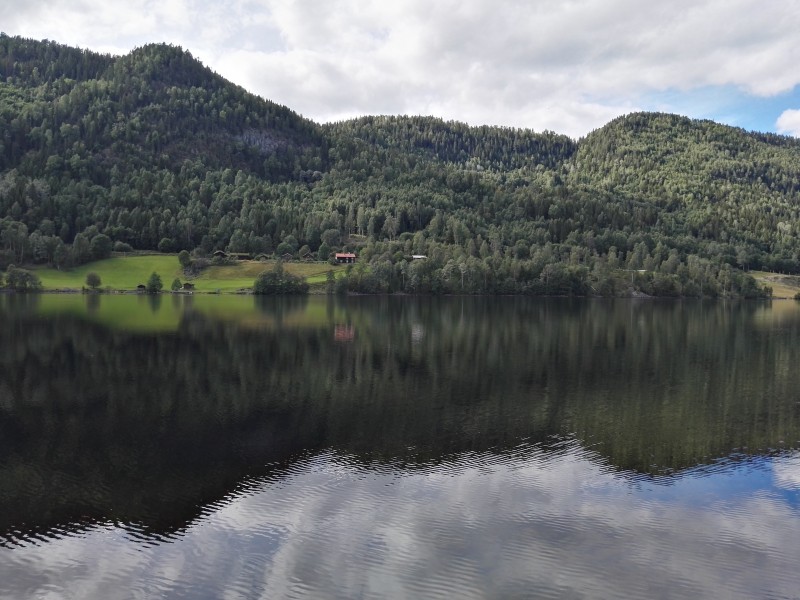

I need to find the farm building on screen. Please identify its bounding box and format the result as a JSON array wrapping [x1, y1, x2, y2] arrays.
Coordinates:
[[335, 253, 357, 264]]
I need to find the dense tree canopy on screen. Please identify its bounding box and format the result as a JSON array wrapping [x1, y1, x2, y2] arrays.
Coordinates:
[[3, 34, 800, 296]]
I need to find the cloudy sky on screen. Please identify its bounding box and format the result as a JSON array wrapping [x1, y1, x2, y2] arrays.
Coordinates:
[[2, 0, 800, 138]]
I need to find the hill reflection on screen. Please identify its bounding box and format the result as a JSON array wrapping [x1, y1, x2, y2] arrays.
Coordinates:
[[1, 295, 799, 541]]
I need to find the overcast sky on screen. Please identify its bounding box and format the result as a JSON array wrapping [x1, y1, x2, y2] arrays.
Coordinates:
[[3, 0, 800, 138]]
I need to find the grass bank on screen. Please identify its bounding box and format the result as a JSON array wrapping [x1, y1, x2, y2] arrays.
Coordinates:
[[33, 255, 345, 293]]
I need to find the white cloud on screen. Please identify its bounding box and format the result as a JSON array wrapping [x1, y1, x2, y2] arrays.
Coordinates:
[[776, 109, 800, 137], [2, 0, 800, 136], [774, 454, 800, 488]]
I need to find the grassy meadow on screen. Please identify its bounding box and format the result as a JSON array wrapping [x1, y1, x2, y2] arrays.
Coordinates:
[[751, 271, 800, 299], [33, 254, 345, 293]]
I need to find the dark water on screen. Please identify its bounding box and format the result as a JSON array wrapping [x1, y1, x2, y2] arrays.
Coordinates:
[[1, 295, 799, 599]]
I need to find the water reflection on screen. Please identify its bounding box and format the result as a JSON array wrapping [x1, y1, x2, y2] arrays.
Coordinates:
[[86, 292, 100, 314], [1, 444, 798, 599], [1, 296, 800, 598]]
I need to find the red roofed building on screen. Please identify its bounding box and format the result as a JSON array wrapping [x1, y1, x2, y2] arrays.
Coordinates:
[[335, 253, 357, 264]]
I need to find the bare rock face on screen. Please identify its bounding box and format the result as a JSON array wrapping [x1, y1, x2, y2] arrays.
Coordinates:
[[237, 129, 286, 154]]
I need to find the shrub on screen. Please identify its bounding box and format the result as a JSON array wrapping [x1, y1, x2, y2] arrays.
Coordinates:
[[4, 265, 42, 292], [253, 261, 309, 295], [113, 241, 134, 253], [178, 250, 192, 269]]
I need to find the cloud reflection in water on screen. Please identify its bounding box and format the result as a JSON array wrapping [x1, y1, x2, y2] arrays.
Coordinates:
[[2, 444, 799, 600]]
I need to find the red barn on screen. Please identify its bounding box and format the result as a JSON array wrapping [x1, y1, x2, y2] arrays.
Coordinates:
[[335, 253, 357, 264]]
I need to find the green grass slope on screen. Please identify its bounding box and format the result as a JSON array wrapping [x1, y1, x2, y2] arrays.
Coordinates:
[[35, 255, 182, 290], [33, 255, 345, 292]]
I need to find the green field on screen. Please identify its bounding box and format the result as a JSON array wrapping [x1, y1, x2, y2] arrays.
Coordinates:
[[33, 255, 345, 293], [195, 260, 342, 292]]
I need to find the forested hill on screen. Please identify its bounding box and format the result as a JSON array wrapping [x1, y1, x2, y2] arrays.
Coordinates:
[[0, 35, 323, 180], [572, 113, 800, 250], [2, 34, 800, 296]]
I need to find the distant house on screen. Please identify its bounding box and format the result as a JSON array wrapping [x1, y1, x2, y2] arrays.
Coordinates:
[[411, 255, 427, 260], [280, 252, 294, 262], [182, 282, 195, 291], [136, 284, 147, 293], [212, 250, 227, 258], [335, 253, 357, 264], [301, 251, 314, 261]]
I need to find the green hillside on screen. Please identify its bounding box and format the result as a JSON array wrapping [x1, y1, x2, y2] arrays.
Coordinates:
[[2, 34, 800, 296]]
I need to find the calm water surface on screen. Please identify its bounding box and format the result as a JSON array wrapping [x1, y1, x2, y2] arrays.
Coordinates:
[[1, 295, 799, 599]]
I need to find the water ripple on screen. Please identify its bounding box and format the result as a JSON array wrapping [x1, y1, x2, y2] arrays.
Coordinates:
[[2, 448, 800, 599]]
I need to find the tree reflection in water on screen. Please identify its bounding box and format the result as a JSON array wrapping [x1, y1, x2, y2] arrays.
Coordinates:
[[1, 295, 799, 541]]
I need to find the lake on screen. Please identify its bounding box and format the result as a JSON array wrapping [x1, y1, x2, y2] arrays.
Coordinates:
[[1, 294, 799, 599]]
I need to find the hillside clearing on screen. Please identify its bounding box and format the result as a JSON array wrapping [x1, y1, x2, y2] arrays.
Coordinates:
[[751, 271, 800, 299]]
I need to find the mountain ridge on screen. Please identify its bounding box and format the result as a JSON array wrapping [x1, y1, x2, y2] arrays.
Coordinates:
[[2, 34, 799, 295]]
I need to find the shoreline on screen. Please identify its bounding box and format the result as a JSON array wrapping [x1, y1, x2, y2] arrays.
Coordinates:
[[0, 288, 785, 300]]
